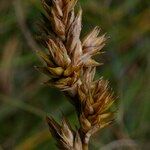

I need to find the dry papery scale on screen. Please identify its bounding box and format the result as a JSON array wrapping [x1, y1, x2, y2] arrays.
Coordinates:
[[35, 0, 116, 149]]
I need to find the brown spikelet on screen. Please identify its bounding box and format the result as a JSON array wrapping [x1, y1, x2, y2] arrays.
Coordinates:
[[77, 68, 115, 136], [46, 116, 83, 150], [36, 0, 106, 95]]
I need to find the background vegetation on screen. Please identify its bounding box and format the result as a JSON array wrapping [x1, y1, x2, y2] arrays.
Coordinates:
[[0, 0, 149, 149]]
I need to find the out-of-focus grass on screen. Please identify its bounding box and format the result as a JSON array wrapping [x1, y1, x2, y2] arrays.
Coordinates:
[[0, 0, 149, 149]]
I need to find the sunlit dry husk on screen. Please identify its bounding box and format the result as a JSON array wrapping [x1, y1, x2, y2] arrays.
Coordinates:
[[36, 0, 116, 149], [46, 116, 83, 150], [77, 69, 115, 137], [36, 0, 106, 94]]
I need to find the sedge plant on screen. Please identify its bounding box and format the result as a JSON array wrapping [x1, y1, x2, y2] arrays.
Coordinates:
[[35, 0, 116, 149]]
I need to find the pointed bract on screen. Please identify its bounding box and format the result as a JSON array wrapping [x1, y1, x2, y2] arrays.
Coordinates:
[[46, 116, 83, 150]]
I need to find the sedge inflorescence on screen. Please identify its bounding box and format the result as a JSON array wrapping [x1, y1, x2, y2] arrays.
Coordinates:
[[36, 0, 116, 149]]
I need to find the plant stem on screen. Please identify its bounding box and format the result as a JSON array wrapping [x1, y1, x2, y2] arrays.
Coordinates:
[[83, 143, 88, 150], [80, 130, 89, 150]]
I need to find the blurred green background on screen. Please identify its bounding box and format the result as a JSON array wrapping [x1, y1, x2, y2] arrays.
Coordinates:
[[0, 0, 149, 149]]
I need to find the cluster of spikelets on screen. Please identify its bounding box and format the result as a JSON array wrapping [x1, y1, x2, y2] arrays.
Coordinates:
[[36, 0, 116, 149]]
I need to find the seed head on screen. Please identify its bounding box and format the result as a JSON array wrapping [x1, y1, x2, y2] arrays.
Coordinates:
[[36, 0, 117, 149], [46, 116, 83, 150], [36, 0, 106, 95], [77, 68, 115, 136]]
